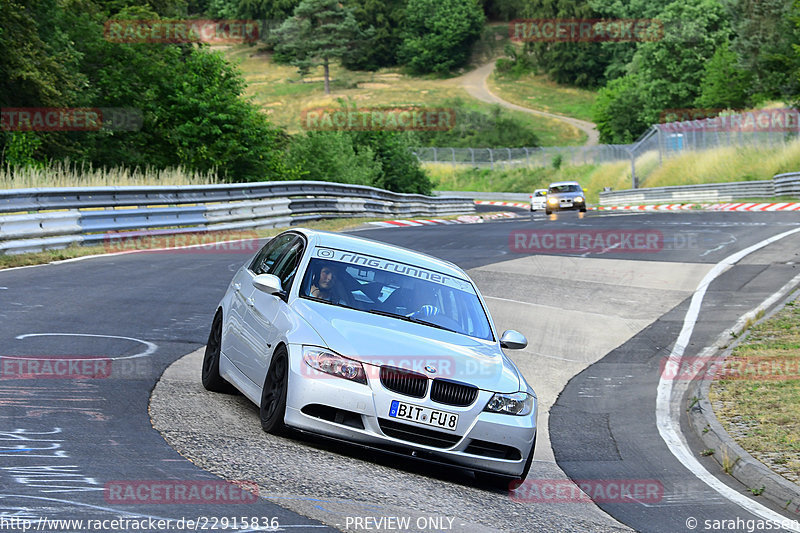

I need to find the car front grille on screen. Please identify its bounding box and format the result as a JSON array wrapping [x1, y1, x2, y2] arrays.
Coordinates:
[[378, 418, 461, 448], [380, 366, 428, 398], [430, 379, 479, 407]]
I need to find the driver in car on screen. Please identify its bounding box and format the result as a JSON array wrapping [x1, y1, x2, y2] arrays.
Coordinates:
[[310, 264, 337, 302]]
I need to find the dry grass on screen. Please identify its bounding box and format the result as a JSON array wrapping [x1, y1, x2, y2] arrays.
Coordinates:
[[225, 45, 586, 146], [0, 161, 220, 189], [488, 71, 597, 122], [710, 297, 800, 485]]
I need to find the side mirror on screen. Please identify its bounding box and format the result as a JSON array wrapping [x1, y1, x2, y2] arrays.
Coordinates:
[[500, 330, 527, 350], [252, 274, 286, 300]]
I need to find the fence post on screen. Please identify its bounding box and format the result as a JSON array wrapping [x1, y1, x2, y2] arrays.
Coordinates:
[[433, 147, 438, 163], [451, 147, 456, 167], [469, 147, 475, 166], [524, 147, 529, 167], [488, 148, 494, 170]]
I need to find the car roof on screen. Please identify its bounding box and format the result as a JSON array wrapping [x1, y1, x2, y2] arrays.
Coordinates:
[[289, 228, 469, 280], [548, 181, 582, 187], [534, 188, 547, 192]]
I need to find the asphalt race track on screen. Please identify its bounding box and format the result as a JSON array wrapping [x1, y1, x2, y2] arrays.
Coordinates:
[[1, 209, 799, 533]]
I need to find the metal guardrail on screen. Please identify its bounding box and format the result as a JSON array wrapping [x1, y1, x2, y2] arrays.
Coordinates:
[[598, 173, 799, 206], [0, 182, 475, 254]]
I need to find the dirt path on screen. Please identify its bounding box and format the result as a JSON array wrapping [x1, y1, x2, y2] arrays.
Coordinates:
[[460, 61, 600, 146]]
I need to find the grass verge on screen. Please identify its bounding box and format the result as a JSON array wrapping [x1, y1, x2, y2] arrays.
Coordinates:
[[487, 71, 597, 122], [709, 296, 800, 485], [425, 138, 800, 203], [224, 45, 585, 146]]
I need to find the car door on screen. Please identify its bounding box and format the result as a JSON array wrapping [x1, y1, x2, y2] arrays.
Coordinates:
[[238, 234, 305, 386], [226, 233, 296, 382]]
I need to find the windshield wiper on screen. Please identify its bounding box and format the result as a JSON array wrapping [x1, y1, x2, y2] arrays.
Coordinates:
[[367, 309, 459, 334]]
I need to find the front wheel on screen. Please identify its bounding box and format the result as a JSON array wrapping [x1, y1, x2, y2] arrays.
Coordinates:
[[545, 208, 552, 215], [202, 310, 235, 393], [260, 346, 289, 435]]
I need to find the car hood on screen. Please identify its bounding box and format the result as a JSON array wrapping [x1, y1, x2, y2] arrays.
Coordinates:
[[293, 299, 522, 393], [550, 191, 583, 199]]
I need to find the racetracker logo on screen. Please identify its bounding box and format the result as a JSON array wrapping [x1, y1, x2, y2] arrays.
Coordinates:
[[659, 108, 800, 133], [103, 19, 260, 44], [509, 229, 664, 254], [511, 479, 663, 503], [1, 108, 142, 132], [0, 356, 112, 379], [661, 355, 800, 381], [509, 19, 663, 42], [103, 231, 261, 254], [104, 480, 259, 504], [300, 107, 455, 132]]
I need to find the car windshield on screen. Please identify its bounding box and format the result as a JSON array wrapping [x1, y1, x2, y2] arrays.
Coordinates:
[[549, 184, 581, 193], [299, 248, 494, 341], [534, 191, 546, 197]]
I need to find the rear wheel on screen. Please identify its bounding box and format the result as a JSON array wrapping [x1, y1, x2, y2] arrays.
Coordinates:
[[202, 310, 235, 393], [260, 346, 289, 435]]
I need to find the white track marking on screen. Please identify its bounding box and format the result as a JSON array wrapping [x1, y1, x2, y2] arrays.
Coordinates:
[[656, 226, 800, 529], [14, 333, 157, 360]]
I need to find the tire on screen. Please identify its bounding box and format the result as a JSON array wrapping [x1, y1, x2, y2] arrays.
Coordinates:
[[580, 206, 587, 213], [260, 346, 289, 435], [545, 208, 552, 215], [202, 310, 235, 393]]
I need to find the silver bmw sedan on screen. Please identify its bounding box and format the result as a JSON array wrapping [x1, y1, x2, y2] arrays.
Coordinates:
[[202, 228, 537, 487]]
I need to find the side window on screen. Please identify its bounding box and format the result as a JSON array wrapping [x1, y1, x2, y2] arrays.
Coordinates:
[[250, 234, 295, 275], [271, 239, 305, 291]]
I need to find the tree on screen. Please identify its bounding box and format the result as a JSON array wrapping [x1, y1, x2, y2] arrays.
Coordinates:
[[519, 0, 613, 88], [695, 42, 751, 109], [397, 0, 485, 74], [591, 74, 649, 143], [731, 0, 800, 103], [274, 0, 366, 94], [341, 0, 404, 71]]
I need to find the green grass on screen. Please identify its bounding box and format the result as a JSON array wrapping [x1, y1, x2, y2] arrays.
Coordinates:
[[222, 45, 586, 146], [710, 297, 800, 484], [427, 138, 800, 203], [488, 71, 598, 122]]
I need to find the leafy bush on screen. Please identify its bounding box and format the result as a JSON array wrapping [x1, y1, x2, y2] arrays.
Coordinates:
[[397, 0, 485, 74]]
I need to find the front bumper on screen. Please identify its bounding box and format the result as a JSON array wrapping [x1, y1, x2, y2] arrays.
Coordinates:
[[283, 345, 536, 477]]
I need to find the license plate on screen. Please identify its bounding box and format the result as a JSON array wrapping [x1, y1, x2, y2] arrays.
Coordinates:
[[389, 400, 458, 431]]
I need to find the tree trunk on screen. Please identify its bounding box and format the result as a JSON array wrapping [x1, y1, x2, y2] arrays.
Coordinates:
[[323, 58, 330, 95]]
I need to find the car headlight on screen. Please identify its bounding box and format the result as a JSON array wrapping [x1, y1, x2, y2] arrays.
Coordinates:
[[303, 347, 366, 384], [547, 197, 558, 204], [484, 392, 535, 416], [574, 196, 584, 203]]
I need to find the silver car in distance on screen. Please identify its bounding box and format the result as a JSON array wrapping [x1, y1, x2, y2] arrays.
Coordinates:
[[202, 229, 537, 487]]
